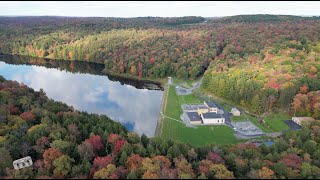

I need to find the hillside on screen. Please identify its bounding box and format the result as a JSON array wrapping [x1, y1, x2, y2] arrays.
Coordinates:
[[0, 76, 320, 179], [0, 14, 320, 115]]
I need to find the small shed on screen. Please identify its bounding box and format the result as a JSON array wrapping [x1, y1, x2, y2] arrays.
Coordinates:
[[231, 107, 241, 116], [292, 117, 315, 126]]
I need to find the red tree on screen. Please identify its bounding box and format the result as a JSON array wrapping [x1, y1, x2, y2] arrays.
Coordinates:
[[281, 154, 302, 170], [89, 156, 113, 178], [107, 133, 121, 144], [113, 139, 126, 155], [300, 85, 308, 94], [93, 156, 113, 169], [20, 111, 36, 122], [206, 152, 225, 164], [85, 135, 104, 153], [126, 154, 143, 172], [149, 57, 155, 64], [43, 148, 63, 170]]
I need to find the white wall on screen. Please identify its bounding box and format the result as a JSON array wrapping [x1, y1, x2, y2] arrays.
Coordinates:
[[202, 118, 225, 124], [190, 121, 202, 125]]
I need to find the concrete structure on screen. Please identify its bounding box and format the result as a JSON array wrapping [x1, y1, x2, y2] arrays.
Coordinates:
[[232, 121, 264, 136], [292, 117, 315, 126], [231, 107, 241, 116], [201, 112, 225, 124], [168, 77, 172, 84], [13, 156, 33, 170], [187, 112, 202, 125], [204, 101, 218, 113]]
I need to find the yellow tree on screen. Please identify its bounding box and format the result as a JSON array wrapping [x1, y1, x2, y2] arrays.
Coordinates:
[[209, 164, 235, 179], [258, 167, 274, 179]]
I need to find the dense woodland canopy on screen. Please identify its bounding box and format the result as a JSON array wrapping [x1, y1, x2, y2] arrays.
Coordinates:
[[1, 14, 320, 117], [0, 76, 320, 179], [1, 15, 318, 79], [1, 16, 320, 179]]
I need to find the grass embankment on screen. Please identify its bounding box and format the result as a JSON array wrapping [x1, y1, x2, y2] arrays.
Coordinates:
[[262, 112, 291, 132], [231, 111, 290, 133], [160, 85, 244, 147], [173, 78, 197, 88], [230, 115, 248, 122]]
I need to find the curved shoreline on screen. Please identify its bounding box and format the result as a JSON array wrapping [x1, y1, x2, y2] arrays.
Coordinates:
[[0, 54, 165, 90]]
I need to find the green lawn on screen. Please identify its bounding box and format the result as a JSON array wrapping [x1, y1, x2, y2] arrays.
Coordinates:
[[247, 115, 273, 133], [177, 93, 201, 104], [165, 85, 183, 120], [231, 115, 247, 122], [218, 101, 232, 112], [173, 78, 198, 88], [161, 118, 243, 147], [245, 112, 290, 133], [263, 112, 290, 132], [161, 85, 244, 147]]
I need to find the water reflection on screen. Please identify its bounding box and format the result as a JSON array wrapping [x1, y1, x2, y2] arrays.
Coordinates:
[[0, 55, 163, 90], [0, 55, 163, 137]]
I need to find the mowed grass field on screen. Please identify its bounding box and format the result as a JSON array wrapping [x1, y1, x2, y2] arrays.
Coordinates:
[[263, 112, 290, 132], [242, 113, 290, 133], [160, 85, 244, 147], [230, 115, 247, 122]]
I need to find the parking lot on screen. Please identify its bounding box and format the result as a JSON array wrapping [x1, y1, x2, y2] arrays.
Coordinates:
[[284, 120, 302, 130]]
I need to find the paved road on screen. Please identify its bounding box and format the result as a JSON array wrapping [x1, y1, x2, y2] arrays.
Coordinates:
[[175, 77, 204, 95]]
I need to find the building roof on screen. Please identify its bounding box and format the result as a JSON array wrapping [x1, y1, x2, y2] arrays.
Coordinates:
[[197, 105, 208, 110], [187, 112, 201, 121], [292, 117, 315, 122], [205, 101, 217, 108], [231, 107, 240, 112], [202, 112, 222, 119]]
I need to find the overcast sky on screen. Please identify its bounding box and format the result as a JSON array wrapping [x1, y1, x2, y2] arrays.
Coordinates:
[[0, 1, 319, 17]]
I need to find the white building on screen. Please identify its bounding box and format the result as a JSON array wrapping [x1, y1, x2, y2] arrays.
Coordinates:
[[201, 112, 225, 124], [13, 156, 33, 170], [231, 107, 241, 116], [292, 117, 315, 126]]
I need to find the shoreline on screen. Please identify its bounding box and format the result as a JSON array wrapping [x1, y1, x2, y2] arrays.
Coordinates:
[[154, 81, 169, 137], [0, 54, 167, 89]]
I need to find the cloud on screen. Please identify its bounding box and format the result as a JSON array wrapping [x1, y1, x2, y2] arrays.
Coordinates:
[[0, 62, 162, 136]]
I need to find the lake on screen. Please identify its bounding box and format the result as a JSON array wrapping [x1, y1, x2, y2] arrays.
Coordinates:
[[0, 55, 163, 137]]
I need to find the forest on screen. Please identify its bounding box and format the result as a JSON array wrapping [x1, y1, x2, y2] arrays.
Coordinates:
[[0, 15, 320, 121], [1, 15, 319, 80], [0, 76, 320, 179]]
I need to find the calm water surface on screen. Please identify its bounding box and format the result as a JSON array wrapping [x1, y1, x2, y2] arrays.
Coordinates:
[[0, 55, 163, 137]]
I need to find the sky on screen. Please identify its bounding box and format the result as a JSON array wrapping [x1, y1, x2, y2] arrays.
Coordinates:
[[0, 1, 320, 17]]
